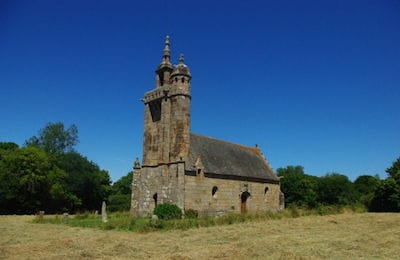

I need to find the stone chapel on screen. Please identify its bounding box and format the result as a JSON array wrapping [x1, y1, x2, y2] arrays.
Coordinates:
[[131, 36, 283, 217]]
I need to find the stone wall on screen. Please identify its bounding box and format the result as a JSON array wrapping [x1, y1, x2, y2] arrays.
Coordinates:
[[142, 78, 191, 166], [131, 164, 281, 217], [142, 91, 170, 166], [168, 95, 190, 161], [184, 173, 281, 216], [131, 162, 185, 217]]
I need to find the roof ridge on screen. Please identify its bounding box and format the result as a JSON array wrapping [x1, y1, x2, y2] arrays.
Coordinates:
[[190, 132, 262, 156]]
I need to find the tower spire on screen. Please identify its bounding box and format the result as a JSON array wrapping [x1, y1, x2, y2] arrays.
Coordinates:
[[156, 36, 174, 87], [162, 35, 171, 65]]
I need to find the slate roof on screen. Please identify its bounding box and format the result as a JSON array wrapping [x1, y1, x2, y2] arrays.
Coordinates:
[[187, 133, 280, 183]]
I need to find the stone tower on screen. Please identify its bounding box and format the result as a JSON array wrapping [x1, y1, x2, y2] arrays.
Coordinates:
[[131, 36, 191, 216], [142, 36, 192, 166]]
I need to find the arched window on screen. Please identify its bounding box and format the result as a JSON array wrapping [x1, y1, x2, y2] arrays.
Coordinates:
[[264, 187, 269, 194], [212, 186, 218, 197], [240, 191, 251, 214], [241, 191, 251, 203]]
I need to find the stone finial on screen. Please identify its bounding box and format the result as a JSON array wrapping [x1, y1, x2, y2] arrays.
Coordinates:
[[134, 157, 141, 169], [179, 53, 185, 64]]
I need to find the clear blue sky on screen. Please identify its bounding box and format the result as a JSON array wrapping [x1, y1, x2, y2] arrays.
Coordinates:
[[1, 0, 399, 182]]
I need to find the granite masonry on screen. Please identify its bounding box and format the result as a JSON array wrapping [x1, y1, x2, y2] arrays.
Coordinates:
[[131, 36, 284, 217]]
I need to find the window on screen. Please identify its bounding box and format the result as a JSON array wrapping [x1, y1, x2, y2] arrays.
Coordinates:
[[241, 191, 251, 203], [264, 187, 269, 194], [149, 99, 162, 122], [153, 193, 158, 207], [212, 186, 218, 197], [240, 191, 251, 214]]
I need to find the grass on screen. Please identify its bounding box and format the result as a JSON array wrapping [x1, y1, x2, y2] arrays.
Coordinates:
[[1, 212, 400, 259], [33, 205, 364, 232]]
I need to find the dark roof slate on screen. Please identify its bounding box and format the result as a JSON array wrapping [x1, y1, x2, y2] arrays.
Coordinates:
[[187, 133, 279, 183]]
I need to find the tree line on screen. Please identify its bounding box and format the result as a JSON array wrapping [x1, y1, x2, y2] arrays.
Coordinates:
[[1, 122, 399, 214], [277, 160, 400, 212], [0, 123, 117, 214]]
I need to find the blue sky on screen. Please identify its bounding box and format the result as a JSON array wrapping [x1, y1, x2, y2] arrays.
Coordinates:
[[1, 0, 399, 182]]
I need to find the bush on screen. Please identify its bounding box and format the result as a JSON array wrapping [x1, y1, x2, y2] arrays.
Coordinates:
[[153, 203, 182, 220], [184, 209, 198, 219]]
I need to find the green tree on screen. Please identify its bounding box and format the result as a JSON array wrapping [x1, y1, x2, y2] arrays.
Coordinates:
[[386, 157, 400, 181], [24, 122, 112, 212], [0, 146, 77, 214], [45, 166, 81, 212], [277, 166, 319, 208], [369, 157, 400, 212], [0, 142, 19, 161], [1, 122, 113, 214], [0, 146, 51, 213], [108, 171, 133, 212], [0, 142, 19, 151], [369, 178, 400, 212], [317, 173, 356, 205], [25, 122, 78, 154], [54, 152, 111, 212], [353, 175, 380, 207], [111, 171, 133, 195]]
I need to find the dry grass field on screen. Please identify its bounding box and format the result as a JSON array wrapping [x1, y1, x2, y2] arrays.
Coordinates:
[[1, 213, 399, 259]]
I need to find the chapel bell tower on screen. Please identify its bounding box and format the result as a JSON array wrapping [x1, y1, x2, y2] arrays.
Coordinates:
[[142, 36, 191, 166]]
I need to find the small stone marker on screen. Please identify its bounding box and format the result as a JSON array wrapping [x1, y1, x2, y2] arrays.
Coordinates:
[[150, 214, 159, 225], [63, 213, 69, 222], [38, 211, 45, 221], [101, 201, 108, 223]]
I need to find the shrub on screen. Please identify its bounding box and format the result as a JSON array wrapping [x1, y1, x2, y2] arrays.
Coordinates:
[[153, 203, 182, 220], [184, 209, 198, 219]]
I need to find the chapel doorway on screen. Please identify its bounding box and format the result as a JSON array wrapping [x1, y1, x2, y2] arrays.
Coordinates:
[[153, 193, 158, 208], [240, 191, 251, 213]]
